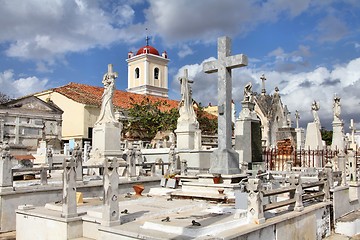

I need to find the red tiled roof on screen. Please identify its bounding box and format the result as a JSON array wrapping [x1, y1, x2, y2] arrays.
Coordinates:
[[136, 45, 160, 56], [13, 155, 35, 161], [53, 82, 179, 111]]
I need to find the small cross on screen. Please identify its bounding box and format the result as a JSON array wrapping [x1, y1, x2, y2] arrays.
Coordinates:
[[295, 110, 300, 129], [105, 64, 118, 79], [260, 74, 266, 95], [350, 119, 356, 145]]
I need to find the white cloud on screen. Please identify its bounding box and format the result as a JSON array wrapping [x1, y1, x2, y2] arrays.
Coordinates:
[[177, 44, 194, 58], [174, 56, 360, 129], [144, 0, 328, 44], [0, 70, 48, 98], [0, 0, 142, 62], [265, 45, 311, 72]]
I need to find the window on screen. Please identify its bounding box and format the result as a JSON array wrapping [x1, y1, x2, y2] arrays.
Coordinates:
[[135, 68, 140, 79], [154, 67, 159, 80]]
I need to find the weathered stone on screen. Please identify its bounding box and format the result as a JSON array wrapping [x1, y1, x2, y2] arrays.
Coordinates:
[[0, 142, 12, 188], [246, 178, 265, 224], [62, 157, 77, 218], [88, 64, 123, 166], [203, 36, 247, 175], [331, 95, 345, 151], [235, 100, 262, 166], [175, 69, 201, 150], [102, 157, 120, 226]]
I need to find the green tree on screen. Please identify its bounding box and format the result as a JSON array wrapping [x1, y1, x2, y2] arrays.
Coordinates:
[[124, 98, 179, 141], [320, 128, 333, 146], [123, 99, 218, 141], [196, 104, 218, 135]]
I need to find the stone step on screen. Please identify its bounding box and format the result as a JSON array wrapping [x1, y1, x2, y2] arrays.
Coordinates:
[[170, 190, 228, 202]]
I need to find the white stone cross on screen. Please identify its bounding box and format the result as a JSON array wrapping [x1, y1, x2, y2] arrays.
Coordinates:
[[106, 64, 117, 79], [350, 119, 356, 145], [203, 36, 248, 174], [295, 110, 300, 129], [260, 74, 267, 95]]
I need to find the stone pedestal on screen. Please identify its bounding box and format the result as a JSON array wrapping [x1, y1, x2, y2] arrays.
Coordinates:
[[331, 121, 345, 151], [304, 122, 323, 150], [210, 148, 240, 175], [89, 122, 122, 164], [175, 123, 201, 150], [235, 101, 262, 166], [62, 157, 77, 219]]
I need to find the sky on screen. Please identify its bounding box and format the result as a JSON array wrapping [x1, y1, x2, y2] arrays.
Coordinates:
[[0, 0, 360, 131]]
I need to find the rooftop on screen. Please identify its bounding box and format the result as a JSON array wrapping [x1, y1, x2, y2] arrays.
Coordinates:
[[52, 82, 179, 112]]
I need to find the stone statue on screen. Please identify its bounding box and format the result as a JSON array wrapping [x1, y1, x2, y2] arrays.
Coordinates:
[[95, 64, 118, 125], [333, 94, 341, 122], [178, 69, 197, 125], [243, 82, 253, 102], [311, 100, 321, 129], [283, 105, 291, 127]]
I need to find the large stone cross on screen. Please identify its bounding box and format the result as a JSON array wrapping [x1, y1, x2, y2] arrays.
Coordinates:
[[203, 36, 248, 175]]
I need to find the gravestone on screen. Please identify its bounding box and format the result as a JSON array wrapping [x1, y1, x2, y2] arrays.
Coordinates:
[[234, 82, 262, 169], [83, 141, 91, 162], [175, 69, 201, 150], [203, 36, 248, 175], [126, 145, 136, 178], [88, 64, 123, 165], [305, 100, 323, 151], [102, 157, 120, 226], [0, 142, 12, 188], [331, 95, 345, 151], [62, 157, 77, 218], [72, 144, 83, 181], [349, 119, 357, 150], [295, 110, 305, 150]]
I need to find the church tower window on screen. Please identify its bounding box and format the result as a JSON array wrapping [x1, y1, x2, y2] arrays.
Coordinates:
[[135, 68, 140, 79], [154, 67, 159, 80]]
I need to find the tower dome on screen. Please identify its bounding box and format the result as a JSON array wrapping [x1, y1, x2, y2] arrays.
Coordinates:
[[136, 45, 160, 56]]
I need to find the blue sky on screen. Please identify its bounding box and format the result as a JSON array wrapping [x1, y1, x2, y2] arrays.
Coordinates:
[[1, 0, 360, 130]]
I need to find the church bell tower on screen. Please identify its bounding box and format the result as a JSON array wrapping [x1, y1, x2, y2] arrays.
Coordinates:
[[126, 37, 169, 98]]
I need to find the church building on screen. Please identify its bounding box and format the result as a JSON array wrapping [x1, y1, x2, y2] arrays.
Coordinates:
[[34, 40, 175, 147]]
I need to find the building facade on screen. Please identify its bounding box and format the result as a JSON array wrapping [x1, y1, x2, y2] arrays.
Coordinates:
[[0, 96, 63, 154]]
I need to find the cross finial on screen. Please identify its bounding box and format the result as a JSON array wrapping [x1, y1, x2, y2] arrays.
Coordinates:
[[350, 119, 356, 145], [295, 110, 300, 129], [145, 28, 149, 46], [260, 74, 267, 95]]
